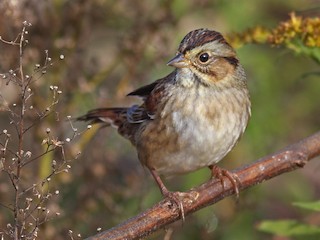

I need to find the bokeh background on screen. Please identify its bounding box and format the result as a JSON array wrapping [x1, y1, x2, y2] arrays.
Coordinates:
[[0, 0, 319, 239]]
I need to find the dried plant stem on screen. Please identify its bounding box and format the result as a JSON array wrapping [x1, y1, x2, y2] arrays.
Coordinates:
[[13, 24, 27, 240], [7, 23, 32, 240], [86, 131, 320, 240], [17, 24, 27, 177], [1, 21, 77, 239]]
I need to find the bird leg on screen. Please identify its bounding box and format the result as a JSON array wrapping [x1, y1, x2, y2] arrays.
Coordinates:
[[150, 168, 171, 196], [150, 168, 199, 222], [209, 165, 241, 199], [150, 168, 185, 221]]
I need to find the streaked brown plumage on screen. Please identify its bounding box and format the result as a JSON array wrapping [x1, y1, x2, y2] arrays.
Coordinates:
[[78, 28, 251, 201]]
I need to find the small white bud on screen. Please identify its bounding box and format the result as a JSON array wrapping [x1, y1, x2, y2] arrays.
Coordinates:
[[24, 151, 32, 158]]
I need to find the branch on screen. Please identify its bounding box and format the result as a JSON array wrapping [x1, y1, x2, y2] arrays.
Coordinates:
[[85, 131, 320, 240]]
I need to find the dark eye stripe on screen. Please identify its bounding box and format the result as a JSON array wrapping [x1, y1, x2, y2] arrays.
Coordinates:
[[223, 57, 239, 67]]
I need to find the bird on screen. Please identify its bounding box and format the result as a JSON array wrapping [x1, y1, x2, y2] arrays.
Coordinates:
[[78, 28, 251, 209]]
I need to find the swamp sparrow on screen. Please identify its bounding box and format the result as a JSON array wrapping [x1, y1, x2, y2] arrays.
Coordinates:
[[78, 28, 251, 207]]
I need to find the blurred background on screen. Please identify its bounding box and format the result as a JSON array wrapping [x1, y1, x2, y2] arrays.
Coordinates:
[[0, 0, 319, 239]]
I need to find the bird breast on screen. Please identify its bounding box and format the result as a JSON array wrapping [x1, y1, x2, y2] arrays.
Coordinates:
[[137, 79, 250, 176]]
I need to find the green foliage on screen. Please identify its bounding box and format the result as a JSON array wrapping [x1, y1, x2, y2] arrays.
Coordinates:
[[292, 201, 320, 211], [259, 220, 320, 237], [258, 201, 320, 238]]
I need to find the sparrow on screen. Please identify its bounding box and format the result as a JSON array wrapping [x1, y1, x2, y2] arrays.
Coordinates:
[[78, 28, 251, 207]]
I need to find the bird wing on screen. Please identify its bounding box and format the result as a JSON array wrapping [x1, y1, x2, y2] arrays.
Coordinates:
[[127, 80, 159, 98], [127, 71, 175, 120], [77, 71, 174, 128]]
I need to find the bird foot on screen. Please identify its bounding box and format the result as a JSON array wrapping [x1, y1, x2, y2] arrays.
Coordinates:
[[163, 190, 199, 222], [149, 168, 199, 221], [209, 165, 241, 199]]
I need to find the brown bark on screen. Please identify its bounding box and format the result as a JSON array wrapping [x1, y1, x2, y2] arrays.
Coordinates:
[[86, 131, 320, 240]]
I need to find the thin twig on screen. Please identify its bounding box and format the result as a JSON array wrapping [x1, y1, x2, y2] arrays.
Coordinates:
[[21, 147, 53, 167]]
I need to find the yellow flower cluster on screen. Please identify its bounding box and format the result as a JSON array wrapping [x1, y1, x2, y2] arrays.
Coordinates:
[[227, 12, 320, 63], [226, 26, 270, 48], [269, 12, 320, 48]]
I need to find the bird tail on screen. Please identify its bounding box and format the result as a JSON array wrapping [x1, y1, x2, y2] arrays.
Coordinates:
[[77, 108, 127, 128]]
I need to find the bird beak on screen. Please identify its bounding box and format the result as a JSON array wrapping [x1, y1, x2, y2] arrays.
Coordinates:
[[167, 53, 189, 68]]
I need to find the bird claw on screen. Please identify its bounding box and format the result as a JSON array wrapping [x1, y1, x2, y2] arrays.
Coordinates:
[[149, 168, 199, 221], [209, 165, 241, 199], [164, 191, 199, 222]]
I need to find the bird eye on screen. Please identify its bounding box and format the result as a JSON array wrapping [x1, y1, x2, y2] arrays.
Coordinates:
[[199, 53, 209, 63]]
